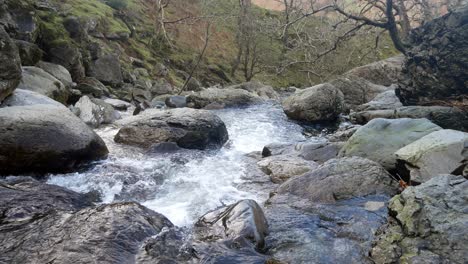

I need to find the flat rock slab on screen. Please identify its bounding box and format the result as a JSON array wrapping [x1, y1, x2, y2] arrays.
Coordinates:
[[115, 108, 228, 150]]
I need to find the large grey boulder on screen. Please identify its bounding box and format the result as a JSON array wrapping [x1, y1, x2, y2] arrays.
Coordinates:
[[230, 81, 279, 100], [345, 55, 405, 87], [46, 42, 86, 81], [371, 175, 468, 264], [350, 106, 468, 131], [37, 61, 74, 88], [395, 130, 468, 183], [397, 8, 468, 105], [282, 83, 344, 122], [0, 105, 108, 175], [187, 87, 262, 109], [104, 98, 132, 111], [257, 155, 318, 183], [115, 108, 228, 150], [14, 39, 42, 66], [75, 96, 120, 127], [0, 26, 21, 102], [358, 89, 403, 111], [339, 118, 442, 170], [0, 89, 65, 108], [75, 77, 108, 97], [296, 141, 345, 163], [88, 54, 123, 86], [274, 157, 397, 203], [17, 66, 69, 104]]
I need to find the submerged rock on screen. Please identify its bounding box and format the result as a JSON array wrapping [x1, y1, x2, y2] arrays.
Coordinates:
[[339, 118, 441, 170], [187, 87, 262, 109], [395, 129, 468, 183], [115, 108, 228, 150], [371, 175, 468, 264], [0, 105, 108, 175], [0, 26, 22, 102], [282, 83, 344, 122]]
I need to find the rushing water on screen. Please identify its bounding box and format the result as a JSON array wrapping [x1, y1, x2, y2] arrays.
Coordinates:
[[47, 102, 306, 226]]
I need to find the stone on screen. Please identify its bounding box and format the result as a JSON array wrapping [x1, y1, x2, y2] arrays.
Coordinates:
[[115, 108, 229, 150], [350, 106, 468, 132], [14, 39, 42, 66], [151, 80, 174, 95], [46, 42, 86, 81], [326, 124, 361, 142], [357, 89, 403, 111], [194, 199, 269, 251], [282, 83, 344, 122], [397, 8, 468, 105], [0, 105, 108, 175], [75, 77, 108, 98], [0, 26, 21, 102], [17, 66, 69, 104], [88, 54, 123, 86], [230, 81, 279, 100], [165, 95, 187, 108], [75, 96, 119, 127], [103, 98, 132, 111], [371, 175, 468, 264], [339, 118, 442, 170], [296, 141, 345, 163], [0, 89, 65, 108], [36, 61, 74, 88], [395, 129, 468, 183], [187, 87, 262, 109], [345, 55, 405, 86], [274, 157, 397, 203], [257, 155, 319, 183]]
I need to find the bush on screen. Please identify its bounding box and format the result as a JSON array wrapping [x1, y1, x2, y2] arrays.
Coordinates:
[[106, 0, 128, 10]]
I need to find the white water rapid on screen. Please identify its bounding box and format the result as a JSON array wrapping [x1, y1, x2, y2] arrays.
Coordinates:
[[48, 103, 306, 226]]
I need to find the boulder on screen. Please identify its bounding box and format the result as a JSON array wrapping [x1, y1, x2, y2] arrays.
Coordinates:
[[357, 89, 403, 111], [75, 96, 119, 127], [36, 61, 74, 88], [0, 26, 21, 102], [331, 75, 391, 110], [339, 118, 442, 170], [46, 42, 86, 81], [165, 95, 187, 108], [17, 66, 69, 104], [371, 175, 468, 264], [397, 8, 468, 105], [274, 157, 397, 203], [326, 124, 361, 142], [345, 55, 405, 86], [88, 54, 123, 86], [151, 80, 174, 96], [103, 98, 132, 111], [194, 199, 269, 251], [115, 108, 228, 150], [14, 39, 42, 66], [0, 105, 108, 175], [350, 106, 468, 131], [296, 141, 345, 163], [283, 83, 344, 122], [75, 77, 108, 97], [395, 130, 468, 183], [187, 87, 262, 109], [257, 155, 318, 183], [230, 81, 279, 100], [0, 89, 65, 108]]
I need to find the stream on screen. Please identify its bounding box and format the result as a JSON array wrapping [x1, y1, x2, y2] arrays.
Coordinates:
[[47, 102, 307, 226]]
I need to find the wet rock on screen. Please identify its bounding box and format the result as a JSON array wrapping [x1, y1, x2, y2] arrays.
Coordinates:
[[103, 98, 132, 111], [350, 106, 468, 131], [261, 143, 295, 157], [0, 89, 65, 108], [36, 61, 74, 89], [346, 55, 405, 86], [0, 201, 173, 264], [331, 76, 391, 110], [397, 8, 468, 105], [88, 54, 123, 86], [371, 175, 468, 264], [395, 129, 468, 183], [115, 108, 228, 150], [257, 155, 318, 183], [75, 95, 120, 127], [296, 141, 345, 163], [194, 199, 269, 251], [76, 77, 108, 97], [14, 39, 42, 66], [282, 83, 344, 122], [165, 95, 187, 108], [17, 66, 69, 104], [0, 104, 108, 175], [0, 26, 21, 102], [339, 118, 442, 170], [357, 89, 402, 111], [274, 157, 397, 203], [187, 87, 262, 109]]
